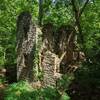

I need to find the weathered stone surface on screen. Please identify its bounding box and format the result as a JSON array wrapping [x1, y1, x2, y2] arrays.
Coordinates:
[[41, 51, 56, 87], [41, 50, 65, 87], [16, 11, 36, 82]]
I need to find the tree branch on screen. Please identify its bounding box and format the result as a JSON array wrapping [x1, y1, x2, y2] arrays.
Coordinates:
[[71, 0, 84, 44], [71, 0, 78, 13], [79, 0, 89, 18]]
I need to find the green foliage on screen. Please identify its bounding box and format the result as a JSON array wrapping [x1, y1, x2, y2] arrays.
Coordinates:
[[0, 0, 100, 99], [0, 46, 5, 65], [81, 0, 100, 50], [0, 76, 6, 84], [4, 81, 33, 100], [57, 74, 74, 92], [43, 0, 73, 27], [75, 62, 100, 87], [0, 0, 38, 66], [4, 81, 70, 100], [77, 0, 100, 86], [60, 93, 70, 100]]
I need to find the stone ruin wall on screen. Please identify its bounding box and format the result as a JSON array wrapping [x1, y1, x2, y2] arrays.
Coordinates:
[[40, 23, 85, 87], [16, 12, 85, 87], [16, 11, 36, 82]]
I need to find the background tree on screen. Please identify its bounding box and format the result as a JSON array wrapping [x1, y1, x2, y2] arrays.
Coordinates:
[[0, 0, 38, 67]]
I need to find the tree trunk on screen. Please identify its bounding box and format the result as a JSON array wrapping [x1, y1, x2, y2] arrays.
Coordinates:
[[38, 0, 43, 26]]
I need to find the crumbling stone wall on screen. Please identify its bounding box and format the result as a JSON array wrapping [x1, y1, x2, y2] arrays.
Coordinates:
[[41, 24, 79, 73], [41, 50, 64, 87], [40, 23, 70, 86], [40, 23, 85, 86], [41, 51, 56, 87], [16, 11, 36, 82]]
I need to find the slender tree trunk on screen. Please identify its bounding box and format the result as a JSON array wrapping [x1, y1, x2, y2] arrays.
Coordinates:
[[38, 0, 43, 26], [71, 0, 89, 45]]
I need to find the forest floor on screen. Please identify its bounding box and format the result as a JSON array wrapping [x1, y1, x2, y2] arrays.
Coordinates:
[[0, 82, 100, 100]]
